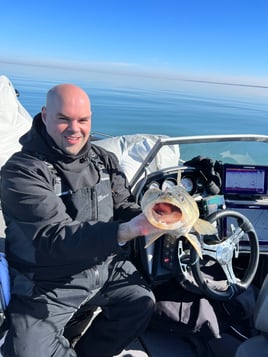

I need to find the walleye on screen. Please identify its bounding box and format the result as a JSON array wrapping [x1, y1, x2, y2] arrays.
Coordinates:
[[140, 182, 217, 258]]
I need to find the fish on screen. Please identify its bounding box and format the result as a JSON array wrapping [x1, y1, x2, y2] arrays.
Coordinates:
[[140, 179, 217, 258]]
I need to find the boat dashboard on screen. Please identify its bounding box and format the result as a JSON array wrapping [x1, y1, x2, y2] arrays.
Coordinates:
[[129, 134, 268, 251], [95, 134, 268, 294], [114, 134, 268, 293], [138, 163, 268, 252]]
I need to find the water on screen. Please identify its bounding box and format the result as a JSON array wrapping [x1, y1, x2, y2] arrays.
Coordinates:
[[1, 61, 268, 137]]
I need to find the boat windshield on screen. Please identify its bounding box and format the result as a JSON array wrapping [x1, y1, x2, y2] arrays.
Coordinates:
[[128, 134, 268, 189], [180, 140, 268, 165]]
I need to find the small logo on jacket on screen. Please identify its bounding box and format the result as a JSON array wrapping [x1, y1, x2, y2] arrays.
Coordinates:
[[98, 194, 109, 202]]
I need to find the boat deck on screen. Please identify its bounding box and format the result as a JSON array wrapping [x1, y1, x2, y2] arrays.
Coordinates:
[[115, 330, 242, 357]]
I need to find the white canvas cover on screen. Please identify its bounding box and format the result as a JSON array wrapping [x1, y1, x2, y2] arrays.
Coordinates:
[[96, 134, 180, 185], [0, 75, 32, 168]]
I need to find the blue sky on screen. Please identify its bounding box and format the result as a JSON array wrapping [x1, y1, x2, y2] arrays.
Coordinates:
[[1, 0, 268, 85]]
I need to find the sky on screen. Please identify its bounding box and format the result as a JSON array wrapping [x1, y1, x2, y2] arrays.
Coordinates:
[[1, 0, 268, 86]]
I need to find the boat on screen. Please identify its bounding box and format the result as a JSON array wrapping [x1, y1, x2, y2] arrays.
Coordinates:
[[0, 75, 267, 356]]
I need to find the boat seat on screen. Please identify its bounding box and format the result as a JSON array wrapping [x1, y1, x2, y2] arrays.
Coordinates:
[[235, 274, 268, 357]]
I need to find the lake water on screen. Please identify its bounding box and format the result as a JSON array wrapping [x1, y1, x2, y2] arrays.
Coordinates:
[[1, 61, 268, 137]]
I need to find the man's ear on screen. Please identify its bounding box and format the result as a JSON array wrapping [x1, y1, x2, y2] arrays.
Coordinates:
[[41, 106, 47, 123]]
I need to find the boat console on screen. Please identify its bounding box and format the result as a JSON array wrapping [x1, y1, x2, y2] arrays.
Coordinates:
[[135, 160, 268, 250], [112, 134, 268, 300]]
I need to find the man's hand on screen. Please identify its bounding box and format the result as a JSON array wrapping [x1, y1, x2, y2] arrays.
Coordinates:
[[117, 212, 162, 245]]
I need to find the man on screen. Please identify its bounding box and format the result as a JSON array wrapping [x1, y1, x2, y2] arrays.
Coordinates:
[[0, 84, 163, 357]]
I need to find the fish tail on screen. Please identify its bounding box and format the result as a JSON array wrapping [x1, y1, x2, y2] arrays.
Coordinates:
[[144, 232, 165, 248]]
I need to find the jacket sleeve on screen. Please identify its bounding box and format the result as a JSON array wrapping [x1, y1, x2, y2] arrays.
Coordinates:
[[0, 154, 123, 273]]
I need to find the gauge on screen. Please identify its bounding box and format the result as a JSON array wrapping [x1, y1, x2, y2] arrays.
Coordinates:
[[162, 179, 176, 191], [180, 176, 194, 193], [148, 181, 160, 190], [196, 177, 204, 189]]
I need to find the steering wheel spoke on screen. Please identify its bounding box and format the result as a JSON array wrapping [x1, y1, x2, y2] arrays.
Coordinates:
[[229, 226, 246, 245], [201, 241, 219, 260], [220, 261, 237, 285]]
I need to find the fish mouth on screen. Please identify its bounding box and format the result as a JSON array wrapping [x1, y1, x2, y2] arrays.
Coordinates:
[[152, 202, 182, 224]]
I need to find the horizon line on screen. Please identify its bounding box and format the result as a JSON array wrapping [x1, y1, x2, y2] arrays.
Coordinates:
[[1, 58, 268, 90]]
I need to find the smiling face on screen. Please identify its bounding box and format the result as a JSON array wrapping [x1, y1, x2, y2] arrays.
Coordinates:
[[41, 84, 92, 155]]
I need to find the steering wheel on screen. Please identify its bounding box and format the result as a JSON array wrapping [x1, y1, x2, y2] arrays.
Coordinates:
[[179, 210, 259, 300]]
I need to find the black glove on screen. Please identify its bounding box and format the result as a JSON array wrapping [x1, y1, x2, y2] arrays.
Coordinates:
[[184, 156, 222, 195]]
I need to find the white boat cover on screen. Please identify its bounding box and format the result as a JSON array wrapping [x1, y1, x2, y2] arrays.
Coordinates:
[[0, 75, 32, 169], [96, 134, 180, 185]]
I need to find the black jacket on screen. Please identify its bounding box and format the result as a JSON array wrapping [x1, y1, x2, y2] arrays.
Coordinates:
[[0, 114, 140, 292]]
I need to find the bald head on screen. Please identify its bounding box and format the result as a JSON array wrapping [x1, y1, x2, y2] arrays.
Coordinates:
[[46, 84, 90, 112], [42, 84, 92, 155]]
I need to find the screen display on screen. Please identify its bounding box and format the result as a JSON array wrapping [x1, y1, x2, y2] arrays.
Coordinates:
[[225, 202, 268, 248], [223, 164, 268, 196]]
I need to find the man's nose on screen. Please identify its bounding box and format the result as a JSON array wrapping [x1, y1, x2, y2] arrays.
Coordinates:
[[68, 120, 79, 131]]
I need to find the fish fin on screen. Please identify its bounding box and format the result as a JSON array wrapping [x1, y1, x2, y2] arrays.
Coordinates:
[[194, 218, 217, 235], [185, 233, 202, 258], [144, 232, 165, 248]]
